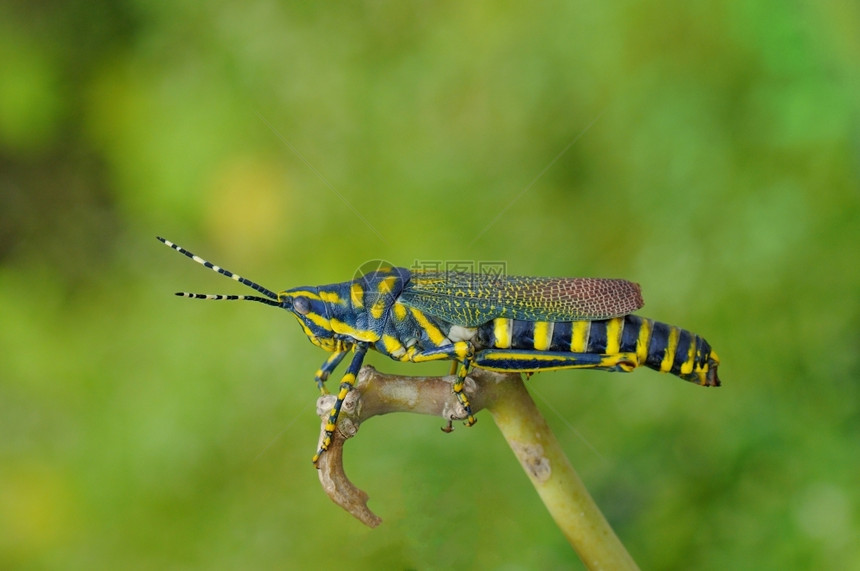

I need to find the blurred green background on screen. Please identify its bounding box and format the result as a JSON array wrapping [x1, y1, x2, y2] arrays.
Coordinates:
[[2, 1, 858, 569]]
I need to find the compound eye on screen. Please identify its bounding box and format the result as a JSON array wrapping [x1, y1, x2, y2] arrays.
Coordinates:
[[293, 296, 311, 315]]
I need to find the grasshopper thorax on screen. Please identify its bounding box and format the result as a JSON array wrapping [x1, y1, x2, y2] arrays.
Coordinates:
[[282, 266, 412, 350]]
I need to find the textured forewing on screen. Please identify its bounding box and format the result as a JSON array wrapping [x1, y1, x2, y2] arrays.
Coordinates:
[[523, 277, 644, 319], [401, 273, 643, 326]]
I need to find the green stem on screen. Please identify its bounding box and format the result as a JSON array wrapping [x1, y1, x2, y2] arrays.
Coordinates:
[[474, 369, 638, 570]]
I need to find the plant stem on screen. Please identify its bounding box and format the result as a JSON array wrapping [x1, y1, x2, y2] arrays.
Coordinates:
[[316, 366, 638, 569], [474, 369, 638, 570]]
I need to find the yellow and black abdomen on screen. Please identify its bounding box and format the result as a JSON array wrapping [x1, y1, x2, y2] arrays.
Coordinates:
[[473, 315, 720, 386]]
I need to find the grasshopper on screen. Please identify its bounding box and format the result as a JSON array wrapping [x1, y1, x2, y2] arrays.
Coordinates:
[[158, 238, 720, 464]]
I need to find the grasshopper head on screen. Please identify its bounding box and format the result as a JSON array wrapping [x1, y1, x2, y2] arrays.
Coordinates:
[[277, 288, 346, 352]]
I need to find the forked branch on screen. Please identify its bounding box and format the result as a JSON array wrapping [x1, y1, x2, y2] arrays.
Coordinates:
[[315, 365, 637, 569]]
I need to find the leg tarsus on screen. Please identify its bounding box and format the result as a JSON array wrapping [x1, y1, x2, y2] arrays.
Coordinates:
[[314, 345, 367, 467], [453, 358, 477, 427], [314, 350, 349, 396]]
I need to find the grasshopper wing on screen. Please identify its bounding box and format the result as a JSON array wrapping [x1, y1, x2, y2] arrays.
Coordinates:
[[400, 272, 643, 327]]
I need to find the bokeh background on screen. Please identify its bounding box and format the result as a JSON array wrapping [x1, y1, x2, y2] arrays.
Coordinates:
[[2, 1, 858, 569]]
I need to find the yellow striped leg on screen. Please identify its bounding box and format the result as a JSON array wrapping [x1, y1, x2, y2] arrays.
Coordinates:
[[404, 341, 471, 364], [474, 349, 639, 373], [313, 344, 368, 466], [314, 350, 349, 394], [453, 356, 477, 427]]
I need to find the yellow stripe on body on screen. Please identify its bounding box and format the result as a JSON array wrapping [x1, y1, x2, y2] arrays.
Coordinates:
[[571, 321, 590, 353], [305, 312, 331, 330], [392, 302, 408, 321], [533, 321, 554, 351], [605, 317, 623, 354], [368, 277, 400, 319], [381, 334, 405, 357], [410, 308, 448, 347], [287, 289, 321, 300], [659, 326, 680, 372], [636, 319, 652, 364], [350, 283, 364, 308], [319, 290, 343, 304], [329, 317, 379, 342], [679, 336, 696, 376], [378, 276, 398, 294], [295, 319, 316, 340], [493, 318, 512, 349], [370, 298, 387, 319]]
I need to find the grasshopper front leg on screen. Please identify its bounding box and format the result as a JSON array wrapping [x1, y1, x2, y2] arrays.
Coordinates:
[[313, 344, 368, 466], [314, 350, 349, 394]]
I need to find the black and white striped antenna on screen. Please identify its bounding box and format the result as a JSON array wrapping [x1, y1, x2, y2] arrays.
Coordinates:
[[157, 237, 282, 308]]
